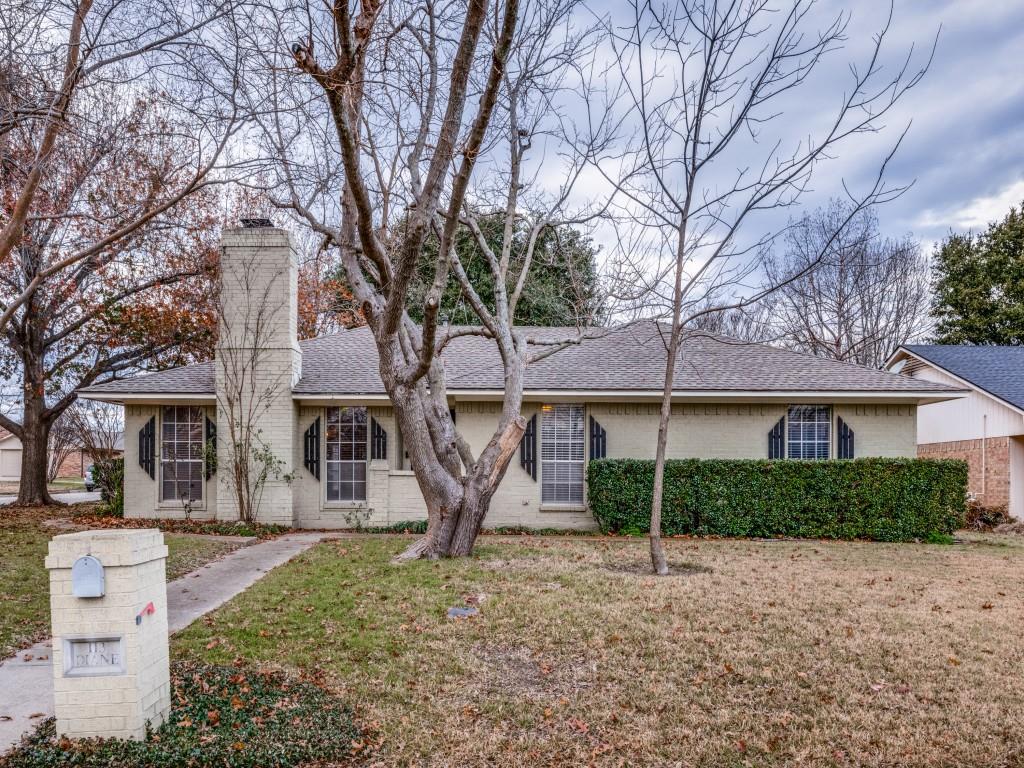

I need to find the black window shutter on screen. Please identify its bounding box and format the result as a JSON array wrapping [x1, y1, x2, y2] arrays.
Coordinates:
[[837, 417, 855, 459], [139, 416, 156, 479], [520, 414, 537, 480], [768, 416, 785, 459], [589, 416, 607, 460], [204, 417, 217, 480], [303, 417, 321, 480], [371, 418, 388, 460], [449, 407, 457, 425]]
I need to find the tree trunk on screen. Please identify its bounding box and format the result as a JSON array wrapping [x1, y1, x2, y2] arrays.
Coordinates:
[[649, 390, 672, 576], [17, 388, 56, 507], [650, 232, 689, 576], [394, 412, 526, 561]]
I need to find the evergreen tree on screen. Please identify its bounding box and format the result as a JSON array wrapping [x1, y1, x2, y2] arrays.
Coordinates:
[[931, 203, 1024, 345], [331, 213, 604, 328]]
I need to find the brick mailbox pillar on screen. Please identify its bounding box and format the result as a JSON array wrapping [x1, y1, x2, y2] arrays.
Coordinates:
[[45, 529, 171, 740]]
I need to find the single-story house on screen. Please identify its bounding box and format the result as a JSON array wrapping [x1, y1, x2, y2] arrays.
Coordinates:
[[0, 429, 122, 482], [886, 345, 1024, 518], [80, 226, 966, 530]]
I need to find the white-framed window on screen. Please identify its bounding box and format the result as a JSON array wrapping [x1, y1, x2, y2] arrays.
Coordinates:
[[160, 406, 204, 502], [786, 405, 831, 459], [325, 406, 368, 501], [541, 403, 586, 505]]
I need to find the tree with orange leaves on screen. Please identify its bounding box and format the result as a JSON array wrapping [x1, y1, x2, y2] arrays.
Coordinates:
[[0, 93, 222, 506]]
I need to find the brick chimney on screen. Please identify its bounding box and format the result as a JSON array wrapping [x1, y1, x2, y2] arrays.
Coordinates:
[[215, 224, 300, 525]]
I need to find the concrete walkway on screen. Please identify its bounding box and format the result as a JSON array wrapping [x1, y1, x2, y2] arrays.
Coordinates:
[[0, 532, 325, 754]]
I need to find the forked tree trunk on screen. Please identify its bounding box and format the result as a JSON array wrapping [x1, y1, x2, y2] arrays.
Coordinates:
[[396, 413, 526, 560]]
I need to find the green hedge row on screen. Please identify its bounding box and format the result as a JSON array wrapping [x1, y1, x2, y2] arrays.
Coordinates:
[[587, 458, 968, 542]]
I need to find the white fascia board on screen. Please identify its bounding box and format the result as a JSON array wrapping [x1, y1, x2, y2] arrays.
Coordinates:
[[294, 394, 392, 406], [295, 389, 968, 406], [83, 386, 967, 408], [77, 392, 216, 405]]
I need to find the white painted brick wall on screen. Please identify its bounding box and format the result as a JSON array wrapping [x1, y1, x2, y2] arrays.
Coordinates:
[[46, 530, 170, 741], [123, 404, 218, 520], [287, 400, 918, 531], [215, 228, 301, 526]]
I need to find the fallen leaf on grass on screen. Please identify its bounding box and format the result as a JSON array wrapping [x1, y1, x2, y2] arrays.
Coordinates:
[[567, 717, 589, 734]]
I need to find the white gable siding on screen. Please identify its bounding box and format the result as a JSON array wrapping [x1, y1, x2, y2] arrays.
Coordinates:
[[907, 364, 1024, 443]]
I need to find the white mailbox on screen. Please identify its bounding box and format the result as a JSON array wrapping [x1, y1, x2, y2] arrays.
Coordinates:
[[71, 555, 105, 598]]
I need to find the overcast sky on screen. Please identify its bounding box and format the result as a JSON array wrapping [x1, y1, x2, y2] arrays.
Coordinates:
[[584, 0, 1024, 253], [824, 0, 1024, 248]]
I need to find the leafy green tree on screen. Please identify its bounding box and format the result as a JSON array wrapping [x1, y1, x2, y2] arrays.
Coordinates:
[[931, 203, 1024, 345], [332, 213, 604, 328]]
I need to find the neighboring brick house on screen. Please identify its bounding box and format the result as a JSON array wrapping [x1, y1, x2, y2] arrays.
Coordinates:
[[0, 428, 124, 482], [79, 226, 966, 530], [887, 346, 1024, 518]]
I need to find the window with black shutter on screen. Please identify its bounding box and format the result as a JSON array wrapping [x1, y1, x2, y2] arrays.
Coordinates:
[[139, 416, 156, 479], [303, 417, 321, 480], [837, 417, 855, 459], [371, 418, 388, 460], [204, 417, 217, 480], [589, 416, 607, 460], [160, 406, 204, 502], [325, 407, 368, 501], [520, 414, 537, 480], [541, 404, 585, 505], [767, 416, 785, 459], [787, 405, 831, 459]]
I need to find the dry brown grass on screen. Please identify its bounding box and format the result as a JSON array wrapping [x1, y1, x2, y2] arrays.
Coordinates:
[[175, 534, 1024, 767], [0, 504, 244, 658]]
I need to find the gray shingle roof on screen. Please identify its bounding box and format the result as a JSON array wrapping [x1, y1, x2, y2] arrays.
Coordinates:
[[82, 323, 964, 398], [901, 345, 1024, 411]]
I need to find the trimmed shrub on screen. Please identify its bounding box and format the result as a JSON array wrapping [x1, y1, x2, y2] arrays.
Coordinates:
[[587, 458, 968, 542]]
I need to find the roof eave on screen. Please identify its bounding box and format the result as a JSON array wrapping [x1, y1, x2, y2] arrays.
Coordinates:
[[295, 388, 968, 405], [80, 386, 967, 408], [884, 347, 1024, 417], [78, 391, 217, 405]]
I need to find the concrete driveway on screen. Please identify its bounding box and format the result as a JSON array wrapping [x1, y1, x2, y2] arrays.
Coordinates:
[[0, 491, 100, 505]]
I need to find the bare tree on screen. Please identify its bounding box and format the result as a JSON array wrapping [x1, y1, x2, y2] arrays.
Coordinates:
[[604, 1, 932, 574], [0, 0, 253, 505], [763, 200, 932, 368], [688, 298, 777, 343], [66, 400, 123, 500], [249, 0, 615, 557], [0, 0, 248, 335], [66, 400, 122, 461], [46, 411, 80, 483]]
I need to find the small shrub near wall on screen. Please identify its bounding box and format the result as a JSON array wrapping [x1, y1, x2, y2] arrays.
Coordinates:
[[94, 457, 124, 517], [587, 458, 968, 542], [965, 500, 1013, 531]]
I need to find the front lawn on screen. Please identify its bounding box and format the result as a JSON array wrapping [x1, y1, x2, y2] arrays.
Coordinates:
[[175, 535, 1024, 767], [0, 505, 245, 658]]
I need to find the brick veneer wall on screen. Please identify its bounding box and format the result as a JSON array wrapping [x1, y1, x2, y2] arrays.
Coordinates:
[[918, 436, 1010, 509]]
